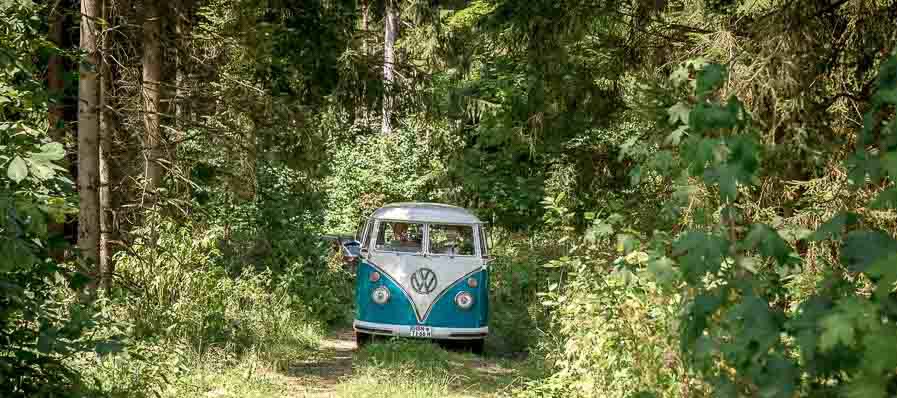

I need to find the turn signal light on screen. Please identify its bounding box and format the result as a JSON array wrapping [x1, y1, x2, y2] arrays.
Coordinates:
[[369, 271, 381, 283], [467, 277, 478, 288]]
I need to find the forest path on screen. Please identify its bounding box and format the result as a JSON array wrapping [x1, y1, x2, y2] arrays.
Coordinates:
[[272, 328, 528, 398], [278, 328, 355, 397]]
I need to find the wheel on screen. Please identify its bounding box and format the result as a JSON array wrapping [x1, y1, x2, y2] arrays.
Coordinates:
[[467, 339, 485, 355], [355, 331, 372, 350]]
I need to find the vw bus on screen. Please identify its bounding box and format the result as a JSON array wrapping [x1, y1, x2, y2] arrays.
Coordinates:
[[353, 202, 490, 352]]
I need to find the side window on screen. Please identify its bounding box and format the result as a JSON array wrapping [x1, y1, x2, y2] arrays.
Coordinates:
[[375, 221, 424, 253], [360, 220, 373, 249], [478, 226, 488, 257], [429, 224, 475, 256]]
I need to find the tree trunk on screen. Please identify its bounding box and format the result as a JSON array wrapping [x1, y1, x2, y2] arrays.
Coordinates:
[[48, 0, 66, 263], [142, 0, 163, 200], [382, 0, 398, 134], [360, 0, 370, 125], [78, 0, 102, 288], [99, 0, 113, 290]]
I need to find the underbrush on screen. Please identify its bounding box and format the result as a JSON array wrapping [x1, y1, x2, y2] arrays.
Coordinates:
[[64, 217, 342, 397], [512, 252, 700, 398], [487, 234, 559, 355]]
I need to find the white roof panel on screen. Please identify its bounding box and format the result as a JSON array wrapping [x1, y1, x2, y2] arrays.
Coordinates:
[[370, 202, 482, 224]]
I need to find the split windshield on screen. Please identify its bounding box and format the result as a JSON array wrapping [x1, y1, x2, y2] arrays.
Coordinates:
[[375, 221, 424, 253], [429, 224, 475, 256], [372, 221, 477, 256]]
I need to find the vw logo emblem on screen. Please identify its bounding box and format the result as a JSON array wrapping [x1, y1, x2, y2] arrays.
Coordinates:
[[410, 268, 438, 295]]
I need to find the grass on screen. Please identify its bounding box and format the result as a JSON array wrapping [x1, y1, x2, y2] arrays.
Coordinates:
[[83, 327, 537, 398], [335, 338, 535, 398]]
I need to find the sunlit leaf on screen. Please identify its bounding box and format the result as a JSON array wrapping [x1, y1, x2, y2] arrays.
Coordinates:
[[647, 256, 678, 289], [667, 101, 690, 125], [31, 142, 65, 161], [7, 155, 27, 183]]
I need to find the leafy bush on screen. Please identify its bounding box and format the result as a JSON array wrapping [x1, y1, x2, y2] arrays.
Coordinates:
[[1, 2, 116, 395], [619, 58, 897, 397], [324, 126, 443, 234], [111, 217, 322, 354], [487, 232, 557, 355]]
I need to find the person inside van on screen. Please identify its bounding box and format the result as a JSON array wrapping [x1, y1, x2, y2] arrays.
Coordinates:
[[389, 222, 421, 252]]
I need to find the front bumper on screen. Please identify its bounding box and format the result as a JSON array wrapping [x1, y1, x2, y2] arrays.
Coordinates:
[[354, 320, 488, 340]]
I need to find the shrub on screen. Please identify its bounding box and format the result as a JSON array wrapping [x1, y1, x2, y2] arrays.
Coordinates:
[[111, 217, 321, 355]]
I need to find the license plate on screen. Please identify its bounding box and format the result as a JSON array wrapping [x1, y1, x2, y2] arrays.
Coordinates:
[[409, 325, 432, 338]]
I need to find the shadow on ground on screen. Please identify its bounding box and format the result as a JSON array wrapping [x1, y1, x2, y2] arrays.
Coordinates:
[[279, 329, 356, 397]]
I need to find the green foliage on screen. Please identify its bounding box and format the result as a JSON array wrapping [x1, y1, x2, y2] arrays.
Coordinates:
[[512, 201, 702, 398], [324, 126, 442, 234], [112, 217, 322, 353], [626, 59, 897, 397], [0, 2, 113, 396]]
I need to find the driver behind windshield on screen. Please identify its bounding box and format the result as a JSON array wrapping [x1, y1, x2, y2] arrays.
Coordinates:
[[389, 222, 421, 252]]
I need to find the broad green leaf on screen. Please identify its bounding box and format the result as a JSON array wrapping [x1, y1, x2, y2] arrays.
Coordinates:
[[864, 252, 897, 300], [743, 224, 792, 265], [861, 327, 897, 374], [665, 125, 688, 146], [7, 155, 27, 183], [872, 55, 897, 105], [870, 187, 897, 209], [669, 66, 689, 86], [695, 63, 727, 97], [667, 101, 690, 125], [756, 355, 797, 398], [28, 161, 53, 181], [673, 231, 730, 283], [840, 230, 897, 273], [629, 165, 642, 185], [616, 233, 638, 254], [647, 256, 678, 289], [690, 102, 737, 132], [880, 151, 897, 179], [819, 312, 855, 350], [31, 142, 65, 161], [730, 296, 780, 356], [586, 221, 613, 241]]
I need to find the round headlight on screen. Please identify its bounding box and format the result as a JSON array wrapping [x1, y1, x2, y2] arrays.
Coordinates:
[[454, 291, 474, 310], [372, 286, 390, 305]]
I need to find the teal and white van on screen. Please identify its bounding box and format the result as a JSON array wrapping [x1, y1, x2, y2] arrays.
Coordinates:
[[353, 203, 490, 353]]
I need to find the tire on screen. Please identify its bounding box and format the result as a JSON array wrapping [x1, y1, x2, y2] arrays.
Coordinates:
[[355, 331, 372, 350]]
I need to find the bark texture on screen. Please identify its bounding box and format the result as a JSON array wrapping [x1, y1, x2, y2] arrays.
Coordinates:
[[48, 1, 67, 263], [142, 0, 163, 197], [382, 0, 398, 134], [78, 0, 102, 283]]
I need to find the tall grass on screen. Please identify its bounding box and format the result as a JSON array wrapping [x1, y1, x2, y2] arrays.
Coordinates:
[[67, 218, 326, 397]]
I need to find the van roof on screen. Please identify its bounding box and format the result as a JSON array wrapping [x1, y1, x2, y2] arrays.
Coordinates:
[[370, 202, 483, 224]]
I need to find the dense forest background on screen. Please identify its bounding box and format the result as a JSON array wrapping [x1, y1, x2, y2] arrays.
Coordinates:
[[2, 0, 897, 397]]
